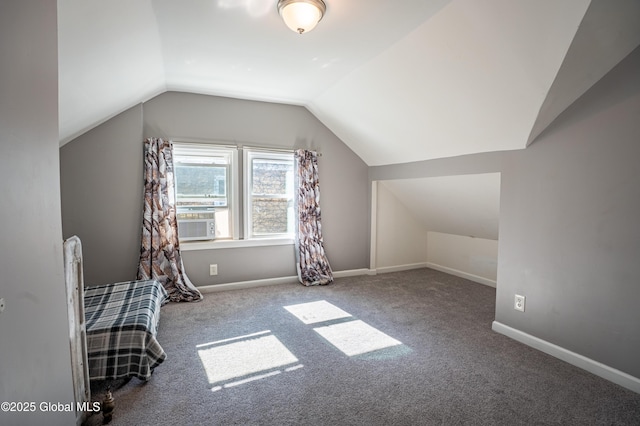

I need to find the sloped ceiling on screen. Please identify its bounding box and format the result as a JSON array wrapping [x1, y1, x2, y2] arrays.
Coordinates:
[[382, 174, 501, 240], [58, 0, 640, 166]]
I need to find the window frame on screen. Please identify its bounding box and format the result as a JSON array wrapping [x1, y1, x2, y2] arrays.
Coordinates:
[[243, 149, 295, 240], [173, 142, 239, 241], [172, 141, 295, 247]]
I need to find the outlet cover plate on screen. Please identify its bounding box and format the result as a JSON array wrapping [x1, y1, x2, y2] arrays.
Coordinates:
[[514, 294, 525, 312], [209, 264, 218, 276]]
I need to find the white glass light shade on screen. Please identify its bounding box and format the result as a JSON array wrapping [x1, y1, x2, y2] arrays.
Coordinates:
[[277, 0, 326, 34]]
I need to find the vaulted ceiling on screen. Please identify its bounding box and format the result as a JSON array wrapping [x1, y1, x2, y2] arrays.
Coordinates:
[[58, 0, 640, 166]]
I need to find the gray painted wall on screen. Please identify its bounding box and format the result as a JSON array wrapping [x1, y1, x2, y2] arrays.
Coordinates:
[[496, 47, 640, 379], [61, 104, 144, 286], [0, 2, 75, 425], [182, 244, 296, 285], [61, 92, 369, 287], [369, 47, 640, 380]]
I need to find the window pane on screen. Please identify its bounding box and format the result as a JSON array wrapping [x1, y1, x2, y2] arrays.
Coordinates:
[[175, 164, 227, 207], [252, 159, 291, 196], [252, 197, 290, 234]]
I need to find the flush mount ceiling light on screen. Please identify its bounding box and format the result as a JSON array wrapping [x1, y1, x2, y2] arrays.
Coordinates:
[[277, 0, 326, 34]]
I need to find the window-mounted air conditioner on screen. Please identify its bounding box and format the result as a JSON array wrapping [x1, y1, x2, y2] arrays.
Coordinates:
[[177, 210, 216, 241]]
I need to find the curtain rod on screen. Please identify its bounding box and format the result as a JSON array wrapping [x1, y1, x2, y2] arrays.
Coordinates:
[[241, 145, 322, 156], [166, 138, 322, 156]]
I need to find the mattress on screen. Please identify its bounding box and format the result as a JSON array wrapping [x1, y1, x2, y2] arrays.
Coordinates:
[[84, 279, 168, 381]]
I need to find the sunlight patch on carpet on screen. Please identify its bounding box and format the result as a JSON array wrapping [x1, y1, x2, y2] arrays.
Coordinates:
[[284, 300, 404, 357], [313, 319, 402, 356], [284, 300, 351, 324], [197, 330, 299, 386]]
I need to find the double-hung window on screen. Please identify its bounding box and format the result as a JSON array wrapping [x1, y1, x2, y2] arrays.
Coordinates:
[[173, 142, 294, 244], [244, 149, 294, 239], [173, 144, 238, 241]]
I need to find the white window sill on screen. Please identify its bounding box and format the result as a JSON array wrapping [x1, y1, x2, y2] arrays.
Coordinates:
[[180, 238, 294, 251]]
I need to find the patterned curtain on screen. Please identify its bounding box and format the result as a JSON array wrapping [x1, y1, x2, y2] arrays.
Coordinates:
[[294, 149, 333, 286], [137, 138, 203, 302]]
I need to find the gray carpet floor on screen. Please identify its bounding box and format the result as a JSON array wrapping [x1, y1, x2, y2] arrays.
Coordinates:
[[85, 268, 640, 425]]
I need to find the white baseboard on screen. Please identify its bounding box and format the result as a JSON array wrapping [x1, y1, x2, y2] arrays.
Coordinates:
[[426, 262, 496, 288], [376, 262, 428, 274], [333, 268, 376, 278], [492, 321, 640, 394], [197, 264, 493, 293], [198, 276, 299, 293], [198, 268, 375, 293]]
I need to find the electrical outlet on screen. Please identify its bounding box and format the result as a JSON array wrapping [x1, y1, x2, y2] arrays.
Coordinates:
[[514, 294, 525, 312], [0, 298, 5, 313], [209, 264, 218, 276]]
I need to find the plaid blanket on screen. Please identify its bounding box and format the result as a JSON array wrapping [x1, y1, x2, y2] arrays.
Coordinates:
[[84, 279, 168, 381]]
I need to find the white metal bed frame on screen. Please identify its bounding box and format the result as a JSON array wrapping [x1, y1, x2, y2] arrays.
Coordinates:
[[63, 235, 91, 426]]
